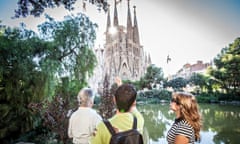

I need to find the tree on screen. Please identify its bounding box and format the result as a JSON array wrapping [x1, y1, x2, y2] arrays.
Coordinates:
[[188, 73, 207, 93], [99, 73, 115, 119], [0, 26, 49, 140], [140, 64, 164, 89], [38, 13, 97, 85], [166, 77, 187, 91], [209, 37, 240, 97], [15, 0, 112, 18]]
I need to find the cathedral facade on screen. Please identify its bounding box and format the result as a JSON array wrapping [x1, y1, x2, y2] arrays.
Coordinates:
[[104, 0, 151, 82], [88, 0, 151, 93]]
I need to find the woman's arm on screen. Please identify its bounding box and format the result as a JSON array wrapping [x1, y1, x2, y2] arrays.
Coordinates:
[[174, 135, 189, 144]]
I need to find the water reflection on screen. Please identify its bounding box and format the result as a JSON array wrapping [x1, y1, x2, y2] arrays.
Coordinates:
[[138, 104, 240, 144]]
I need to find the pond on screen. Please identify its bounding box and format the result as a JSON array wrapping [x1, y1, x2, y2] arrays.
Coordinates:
[[138, 103, 240, 144]]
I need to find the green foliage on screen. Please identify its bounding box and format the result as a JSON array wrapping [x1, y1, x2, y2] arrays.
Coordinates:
[[138, 64, 164, 89], [0, 12, 98, 141], [122, 79, 142, 91], [94, 96, 101, 105], [137, 89, 171, 104], [157, 89, 172, 100], [0, 26, 47, 139], [120, 65, 165, 90], [209, 37, 240, 96], [195, 93, 218, 103], [166, 77, 187, 91], [38, 13, 97, 83], [15, 0, 109, 18], [189, 73, 206, 89], [188, 73, 216, 94], [12, 125, 67, 144]]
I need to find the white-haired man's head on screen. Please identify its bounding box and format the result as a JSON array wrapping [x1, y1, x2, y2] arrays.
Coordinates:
[[77, 88, 95, 107]]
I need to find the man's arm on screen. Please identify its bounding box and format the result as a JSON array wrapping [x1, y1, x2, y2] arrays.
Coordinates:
[[115, 76, 122, 86]]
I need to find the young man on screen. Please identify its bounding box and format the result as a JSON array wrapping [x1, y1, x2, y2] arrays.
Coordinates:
[[114, 77, 144, 133], [90, 83, 144, 144], [68, 88, 102, 144]]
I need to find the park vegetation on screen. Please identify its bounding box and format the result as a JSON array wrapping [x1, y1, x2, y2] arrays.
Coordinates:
[[0, 0, 239, 143], [0, 13, 97, 143]]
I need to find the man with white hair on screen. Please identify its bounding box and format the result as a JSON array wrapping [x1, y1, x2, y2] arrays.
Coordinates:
[[68, 88, 102, 144]]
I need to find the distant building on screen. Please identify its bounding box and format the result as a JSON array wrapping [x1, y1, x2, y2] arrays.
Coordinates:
[[88, 0, 151, 94], [172, 60, 212, 79]]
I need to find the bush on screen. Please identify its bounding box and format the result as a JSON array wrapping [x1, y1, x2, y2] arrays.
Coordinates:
[[158, 89, 172, 100], [196, 93, 218, 103], [94, 95, 101, 105], [137, 89, 172, 104], [28, 95, 73, 144]]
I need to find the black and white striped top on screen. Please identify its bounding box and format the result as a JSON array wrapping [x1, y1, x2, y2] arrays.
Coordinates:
[[167, 118, 195, 144]]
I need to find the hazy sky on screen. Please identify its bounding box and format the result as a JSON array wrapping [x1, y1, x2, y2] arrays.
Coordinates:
[[1, 0, 240, 75]]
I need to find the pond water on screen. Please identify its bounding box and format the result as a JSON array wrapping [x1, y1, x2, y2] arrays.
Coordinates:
[[138, 103, 240, 144]]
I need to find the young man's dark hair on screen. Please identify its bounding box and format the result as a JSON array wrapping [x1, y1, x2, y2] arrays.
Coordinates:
[[114, 83, 137, 112]]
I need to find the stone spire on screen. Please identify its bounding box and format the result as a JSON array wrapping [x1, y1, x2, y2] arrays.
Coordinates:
[[148, 53, 152, 64], [106, 4, 111, 32], [127, 0, 132, 40], [106, 5, 111, 43], [133, 5, 140, 44], [113, 0, 119, 26]]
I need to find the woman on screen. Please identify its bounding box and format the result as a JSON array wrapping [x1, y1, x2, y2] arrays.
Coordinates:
[[167, 92, 202, 144]]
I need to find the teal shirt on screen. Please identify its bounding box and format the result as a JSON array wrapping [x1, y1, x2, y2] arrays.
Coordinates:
[[91, 109, 144, 144]]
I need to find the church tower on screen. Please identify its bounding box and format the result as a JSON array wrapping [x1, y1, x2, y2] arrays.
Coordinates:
[[103, 0, 151, 84], [104, 0, 151, 83]]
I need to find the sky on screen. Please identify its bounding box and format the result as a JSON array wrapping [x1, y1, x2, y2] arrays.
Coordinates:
[[1, 0, 240, 75]]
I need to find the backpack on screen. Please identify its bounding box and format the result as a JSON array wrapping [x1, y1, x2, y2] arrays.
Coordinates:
[[103, 116, 144, 144]]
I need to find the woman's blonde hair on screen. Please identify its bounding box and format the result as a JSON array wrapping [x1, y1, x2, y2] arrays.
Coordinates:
[[172, 92, 202, 141]]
